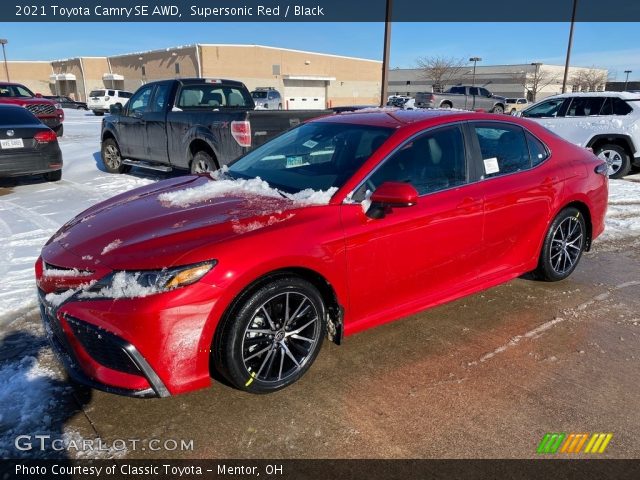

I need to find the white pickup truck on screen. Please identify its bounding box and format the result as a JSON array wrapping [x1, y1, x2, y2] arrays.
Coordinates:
[[520, 91, 640, 178]]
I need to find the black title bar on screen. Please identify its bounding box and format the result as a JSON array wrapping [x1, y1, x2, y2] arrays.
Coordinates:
[[3, 0, 640, 22]]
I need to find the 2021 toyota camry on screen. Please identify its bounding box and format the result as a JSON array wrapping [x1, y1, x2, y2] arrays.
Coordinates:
[[35, 110, 608, 397]]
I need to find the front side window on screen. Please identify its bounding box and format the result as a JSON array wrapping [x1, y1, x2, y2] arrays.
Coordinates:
[[228, 122, 393, 193], [517, 99, 527, 104], [479, 88, 491, 97], [469, 87, 480, 96], [149, 84, 171, 113], [474, 124, 531, 177], [128, 85, 153, 113], [353, 125, 468, 199], [0, 84, 34, 98], [522, 98, 566, 118]]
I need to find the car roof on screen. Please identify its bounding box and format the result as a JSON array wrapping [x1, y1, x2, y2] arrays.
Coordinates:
[[545, 91, 640, 100], [314, 108, 509, 128]]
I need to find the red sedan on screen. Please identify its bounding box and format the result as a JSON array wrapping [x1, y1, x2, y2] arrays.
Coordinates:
[[35, 110, 608, 397]]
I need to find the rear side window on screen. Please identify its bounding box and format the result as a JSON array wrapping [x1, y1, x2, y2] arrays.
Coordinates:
[[566, 97, 605, 116], [473, 124, 531, 177], [0, 107, 39, 124], [613, 98, 632, 115], [526, 132, 550, 166], [107, 90, 115, 96], [119, 91, 133, 99], [177, 84, 252, 108]]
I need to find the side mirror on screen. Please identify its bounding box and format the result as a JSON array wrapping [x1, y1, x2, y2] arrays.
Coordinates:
[[368, 182, 418, 218], [35, 93, 42, 98], [109, 103, 123, 115]]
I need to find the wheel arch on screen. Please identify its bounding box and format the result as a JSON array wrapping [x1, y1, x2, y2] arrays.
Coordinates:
[[586, 134, 636, 156], [187, 138, 219, 170], [439, 100, 453, 108], [559, 200, 593, 252]]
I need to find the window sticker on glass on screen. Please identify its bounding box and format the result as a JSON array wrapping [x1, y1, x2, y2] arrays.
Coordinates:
[[302, 140, 318, 149], [484, 157, 500, 175], [286, 156, 308, 168]]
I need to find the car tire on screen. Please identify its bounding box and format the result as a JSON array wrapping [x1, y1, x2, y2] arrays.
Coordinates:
[[101, 138, 131, 174], [278, 104, 282, 110], [440, 102, 452, 109], [190, 150, 218, 174], [594, 144, 631, 179], [510, 108, 517, 115], [53, 124, 64, 137], [93, 111, 104, 116], [491, 105, 505, 114], [534, 207, 586, 282], [214, 277, 327, 393], [43, 170, 62, 182]]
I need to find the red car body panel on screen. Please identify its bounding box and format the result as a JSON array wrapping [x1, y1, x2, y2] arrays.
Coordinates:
[[0, 82, 64, 127], [35, 111, 608, 396]]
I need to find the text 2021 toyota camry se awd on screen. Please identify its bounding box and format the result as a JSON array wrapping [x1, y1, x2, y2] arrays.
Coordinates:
[[35, 110, 608, 398]]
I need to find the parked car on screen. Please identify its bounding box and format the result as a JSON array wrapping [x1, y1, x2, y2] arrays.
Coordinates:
[[101, 78, 330, 175], [87, 89, 133, 116], [0, 105, 63, 181], [0, 82, 65, 136], [330, 105, 377, 113], [37, 109, 607, 398], [44, 95, 88, 110], [506, 97, 528, 115], [251, 87, 282, 110], [415, 86, 507, 113], [520, 91, 640, 178], [387, 96, 416, 110]]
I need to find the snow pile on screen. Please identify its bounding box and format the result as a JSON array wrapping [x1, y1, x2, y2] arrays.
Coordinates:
[[43, 267, 92, 278], [79, 272, 159, 299], [602, 178, 640, 240], [158, 176, 337, 208], [101, 239, 122, 255]]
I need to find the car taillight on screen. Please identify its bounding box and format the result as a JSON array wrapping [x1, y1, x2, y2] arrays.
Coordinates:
[[34, 130, 58, 143], [105, 96, 110, 101], [231, 121, 251, 147]]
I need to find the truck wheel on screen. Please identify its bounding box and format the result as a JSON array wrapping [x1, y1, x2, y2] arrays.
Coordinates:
[[53, 124, 64, 137], [93, 111, 104, 116], [101, 138, 131, 174], [595, 144, 631, 179], [43, 170, 62, 182], [278, 104, 283, 110], [491, 105, 505, 114], [191, 151, 217, 174], [440, 102, 452, 109]]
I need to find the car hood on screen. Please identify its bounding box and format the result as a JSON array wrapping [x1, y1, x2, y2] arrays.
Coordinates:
[[42, 175, 301, 271], [0, 97, 56, 106]]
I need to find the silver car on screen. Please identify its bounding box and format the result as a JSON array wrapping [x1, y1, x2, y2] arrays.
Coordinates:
[[251, 88, 282, 110]]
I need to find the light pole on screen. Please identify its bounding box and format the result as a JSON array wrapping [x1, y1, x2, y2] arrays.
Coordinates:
[[624, 70, 632, 91], [469, 57, 482, 87], [0, 39, 9, 82], [531, 62, 542, 102], [138, 56, 146, 84], [562, 0, 578, 93], [380, 0, 393, 107]]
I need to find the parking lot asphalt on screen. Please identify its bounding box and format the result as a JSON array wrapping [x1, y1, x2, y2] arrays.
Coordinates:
[[12, 233, 635, 459]]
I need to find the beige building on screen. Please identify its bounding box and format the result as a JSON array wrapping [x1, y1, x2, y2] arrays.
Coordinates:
[[389, 64, 609, 101], [3, 44, 382, 108]]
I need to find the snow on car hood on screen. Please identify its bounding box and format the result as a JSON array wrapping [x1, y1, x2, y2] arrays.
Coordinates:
[[42, 174, 336, 271]]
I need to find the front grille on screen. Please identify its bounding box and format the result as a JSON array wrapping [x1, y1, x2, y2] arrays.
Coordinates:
[[25, 103, 56, 116], [66, 317, 142, 376]]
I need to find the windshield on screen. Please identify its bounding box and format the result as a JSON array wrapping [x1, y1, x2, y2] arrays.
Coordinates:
[[0, 84, 35, 98], [228, 122, 394, 193], [252, 91, 268, 99]]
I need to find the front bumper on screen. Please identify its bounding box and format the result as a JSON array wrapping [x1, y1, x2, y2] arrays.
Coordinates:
[[39, 292, 169, 398], [38, 116, 63, 129]]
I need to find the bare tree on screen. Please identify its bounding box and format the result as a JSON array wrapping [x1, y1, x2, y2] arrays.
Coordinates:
[[570, 67, 608, 92], [511, 68, 559, 102], [416, 56, 467, 93]]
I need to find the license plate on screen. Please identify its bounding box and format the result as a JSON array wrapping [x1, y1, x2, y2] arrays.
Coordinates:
[[0, 138, 24, 149]]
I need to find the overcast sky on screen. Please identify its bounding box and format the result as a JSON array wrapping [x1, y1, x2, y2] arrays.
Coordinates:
[[2, 22, 639, 80]]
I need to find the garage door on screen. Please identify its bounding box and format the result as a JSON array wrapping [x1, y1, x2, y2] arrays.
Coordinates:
[[283, 79, 326, 110]]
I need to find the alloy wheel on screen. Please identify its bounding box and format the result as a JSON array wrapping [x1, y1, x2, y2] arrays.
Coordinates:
[[549, 216, 584, 275], [241, 292, 321, 383], [194, 158, 211, 173], [103, 144, 121, 169], [597, 149, 623, 176]]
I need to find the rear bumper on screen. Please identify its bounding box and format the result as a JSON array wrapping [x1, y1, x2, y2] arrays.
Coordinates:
[[0, 148, 63, 177]]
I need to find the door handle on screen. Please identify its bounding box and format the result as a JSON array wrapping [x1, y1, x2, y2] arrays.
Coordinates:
[[457, 197, 481, 212]]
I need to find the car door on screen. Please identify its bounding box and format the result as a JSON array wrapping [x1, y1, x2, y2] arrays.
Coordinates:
[[478, 88, 494, 111], [341, 123, 485, 330], [117, 84, 154, 159], [469, 121, 559, 277], [143, 82, 172, 164]]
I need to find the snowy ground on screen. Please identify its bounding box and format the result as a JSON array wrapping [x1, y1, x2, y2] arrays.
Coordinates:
[[0, 109, 639, 459]]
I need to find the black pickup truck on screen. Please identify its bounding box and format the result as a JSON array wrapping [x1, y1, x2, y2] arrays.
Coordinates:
[[100, 78, 331, 174]]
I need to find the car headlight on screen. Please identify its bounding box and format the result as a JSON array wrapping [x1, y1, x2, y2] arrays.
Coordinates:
[[82, 261, 216, 299], [54, 103, 62, 110]]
